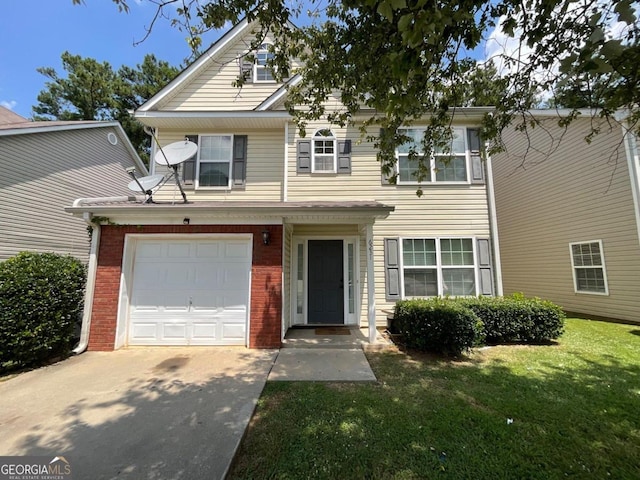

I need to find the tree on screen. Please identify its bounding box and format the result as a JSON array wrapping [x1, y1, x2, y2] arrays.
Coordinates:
[[90, 0, 639, 180], [33, 52, 179, 163]]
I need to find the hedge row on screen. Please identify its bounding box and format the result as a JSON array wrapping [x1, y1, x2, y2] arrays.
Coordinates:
[[393, 294, 565, 356], [0, 252, 86, 373]]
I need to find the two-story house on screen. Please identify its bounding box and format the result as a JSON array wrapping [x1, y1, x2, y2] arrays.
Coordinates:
[[67, 19, 502, 351]]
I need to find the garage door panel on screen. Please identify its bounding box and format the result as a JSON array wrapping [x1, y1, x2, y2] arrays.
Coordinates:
[[128, 238, 251, 346]]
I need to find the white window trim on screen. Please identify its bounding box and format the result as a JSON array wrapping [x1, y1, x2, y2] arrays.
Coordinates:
[[253, 43, 276, 83], [395, 126, 470, 185], [399, 236, 479, 298], [569, 239, 610, 296], [195, 133, 234, 190], [311, 129, 337, 173]]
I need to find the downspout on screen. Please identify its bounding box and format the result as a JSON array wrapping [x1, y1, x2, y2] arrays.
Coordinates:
[[73, 214, 100, 354], [484, 146, 504, 296]]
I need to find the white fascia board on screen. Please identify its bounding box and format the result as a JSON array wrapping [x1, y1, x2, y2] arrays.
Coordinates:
[[256, 75, 303, 111], [134, 110, 291, 120], [136, 19, 250, 113]]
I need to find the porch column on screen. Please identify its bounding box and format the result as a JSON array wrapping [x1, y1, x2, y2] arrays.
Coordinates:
[[366, 223, 376, 343]]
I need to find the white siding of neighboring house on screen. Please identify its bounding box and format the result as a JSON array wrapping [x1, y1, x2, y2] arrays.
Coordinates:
[[287, 121, 492, 326], [492, 116, 640, 323], [0, 126, 141, 262], [151, 128, 284, 201], [158, 30, 294, 112]]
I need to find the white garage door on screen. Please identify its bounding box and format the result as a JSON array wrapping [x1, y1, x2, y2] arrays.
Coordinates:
[[128, 238, 251, 346]]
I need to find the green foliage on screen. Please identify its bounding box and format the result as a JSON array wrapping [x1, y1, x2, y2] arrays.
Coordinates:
[[394, 298, 483, 356], [33, 52, 179, 164], [460, 295, 566, 344], [0, 252, 86, 373], [393, 295, 565, 355], [104, 0, 640, 182]]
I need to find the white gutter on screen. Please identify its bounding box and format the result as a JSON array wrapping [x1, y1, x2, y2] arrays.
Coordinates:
[[484, 146, 504, 296], [73, 215, 100, 354], [72, 196, 143, 207]]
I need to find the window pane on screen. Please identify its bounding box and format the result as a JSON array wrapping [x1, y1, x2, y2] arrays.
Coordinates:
[[403, 239, 436, 266], [200, 136, 232, 161], [435, 156, 467, 182], [440, 238, 473, 266], [314, 155, 334, 171], [397, 129, 422, 154], [576, 268, 606, 293], [442, 268, 475, 296], [451, 129, 465, 153], [398, 155, 429, 183], [404, 269, 438, 296], [199, 163, 229, 187]]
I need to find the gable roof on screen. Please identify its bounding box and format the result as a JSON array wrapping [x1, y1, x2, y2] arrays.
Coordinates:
[[137, 19, 251, 113]]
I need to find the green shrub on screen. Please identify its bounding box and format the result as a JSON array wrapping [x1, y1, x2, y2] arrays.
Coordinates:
[[394, 298, 483, 356], [460, 294, 565, 344], [0, 252, 86, 373]]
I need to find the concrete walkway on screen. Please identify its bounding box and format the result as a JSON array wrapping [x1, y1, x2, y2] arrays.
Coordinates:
[[0, 348, 277, 480], [268, 327, 389, 382]]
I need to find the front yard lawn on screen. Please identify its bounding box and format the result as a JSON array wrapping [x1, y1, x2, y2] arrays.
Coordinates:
[[228, 319, 640, 479]]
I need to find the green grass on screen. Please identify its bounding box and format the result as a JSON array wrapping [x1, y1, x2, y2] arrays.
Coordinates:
[[228, 319, 640, 479]]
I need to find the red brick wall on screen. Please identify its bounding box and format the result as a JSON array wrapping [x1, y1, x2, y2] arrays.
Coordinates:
[[88, 225, 283, 351]]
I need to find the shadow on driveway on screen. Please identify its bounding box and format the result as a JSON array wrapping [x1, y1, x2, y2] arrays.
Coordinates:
[[0, 348, 277, 480]]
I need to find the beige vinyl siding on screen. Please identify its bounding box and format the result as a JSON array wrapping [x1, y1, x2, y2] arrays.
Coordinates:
[[0, 127, 139, 262], [492, 117, 640, 323], [287, 122, 491, 326], [151, 128, 284, 201], [159, 31, 293, 112]]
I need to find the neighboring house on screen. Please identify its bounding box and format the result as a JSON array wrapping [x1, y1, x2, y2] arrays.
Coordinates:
[[0, 106, 147, 262], [66, 19, 502, 351], [492, 111, 640, 324]]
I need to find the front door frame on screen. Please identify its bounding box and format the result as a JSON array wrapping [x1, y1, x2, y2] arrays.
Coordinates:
[[291, 235, 360, 326]]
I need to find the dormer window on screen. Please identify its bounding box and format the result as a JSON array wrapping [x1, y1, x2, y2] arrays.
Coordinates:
[[312, 129, 337, 173], [254, 43, 275, 82]]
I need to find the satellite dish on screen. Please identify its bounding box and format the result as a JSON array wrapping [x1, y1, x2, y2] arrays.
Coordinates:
[[127, 174, 165, 193], [155, 140, 198, 166]]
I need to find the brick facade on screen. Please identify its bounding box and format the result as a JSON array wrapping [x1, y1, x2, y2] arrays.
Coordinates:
[[88, 224, 283, 351]]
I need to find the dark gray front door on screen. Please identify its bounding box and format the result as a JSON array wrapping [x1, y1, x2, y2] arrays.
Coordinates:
[[308, 240, 344, 324]]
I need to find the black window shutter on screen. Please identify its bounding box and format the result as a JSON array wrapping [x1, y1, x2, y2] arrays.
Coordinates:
[[297, 140, 311, 173], [182, 135, 198, 186], [384, 238, 401, 301], [476, 237, 494, 295], [337, 139, 351, 174], [380, 128, 394, 185], [232, 135, 248, 188], [239, 55, 253, 83], [467, 128, 485, 184]]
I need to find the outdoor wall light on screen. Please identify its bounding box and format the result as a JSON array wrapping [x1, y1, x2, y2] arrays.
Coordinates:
[[262, 229, 271, 245], [183, 218, 190, 225]]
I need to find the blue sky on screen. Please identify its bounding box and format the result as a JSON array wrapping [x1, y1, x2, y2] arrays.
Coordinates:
[[0, 0, 222, 118]]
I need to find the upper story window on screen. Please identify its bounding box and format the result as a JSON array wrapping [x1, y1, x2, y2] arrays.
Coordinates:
[[254, 43, 275, 82], [312, 129, 337, 173], [196, 135, 233, 188], [396, 127, 468, 184], [570, 240, 609, 295]]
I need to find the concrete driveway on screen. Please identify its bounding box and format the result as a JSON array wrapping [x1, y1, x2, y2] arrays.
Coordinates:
[[0, 348, 277, 480]]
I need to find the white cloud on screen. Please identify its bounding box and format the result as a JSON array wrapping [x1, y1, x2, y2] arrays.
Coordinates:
[[0, 100, 17, 110]]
